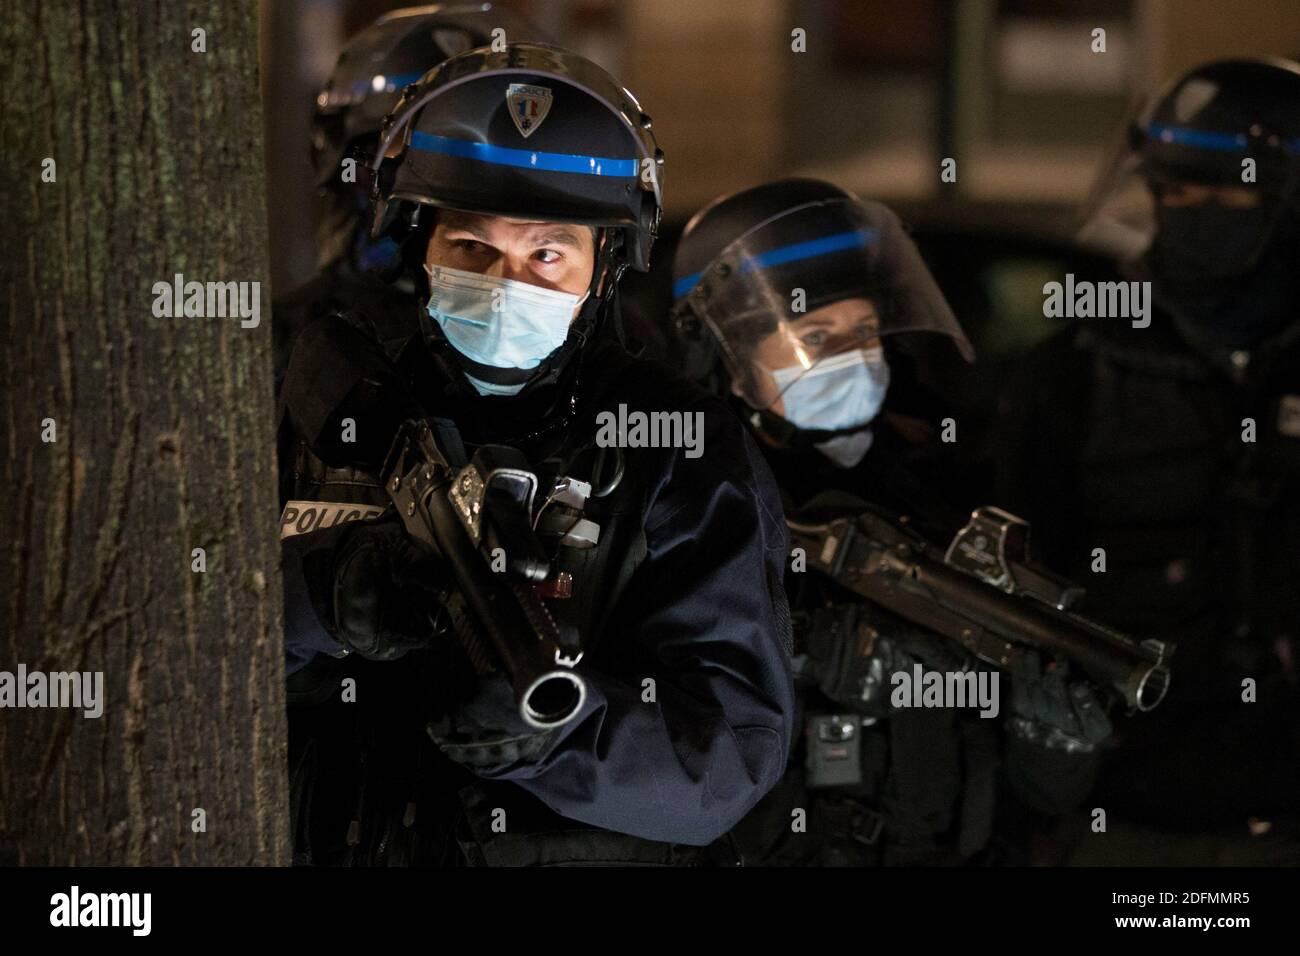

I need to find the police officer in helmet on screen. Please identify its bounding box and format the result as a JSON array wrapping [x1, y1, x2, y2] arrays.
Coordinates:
[[274, 3, 546, 377], [279, 43, 795, 866], [671, 179, 1110, 865], [1079, 57, 1300, 359], [998, 58, 1300, 862]]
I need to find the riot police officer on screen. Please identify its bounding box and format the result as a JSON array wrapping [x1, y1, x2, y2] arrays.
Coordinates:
[[996, 58, 1300, 863], [279, 43, 795, 866], [670, 179, 1109, 865]]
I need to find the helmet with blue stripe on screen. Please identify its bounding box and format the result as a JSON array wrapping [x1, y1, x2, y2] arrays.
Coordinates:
[[670, 179, 971, 414], [1132, 57, 1300, 194], [371, 42, 664, 272], [312, 4, 546, 188], [1080, 57, 1300, 262]]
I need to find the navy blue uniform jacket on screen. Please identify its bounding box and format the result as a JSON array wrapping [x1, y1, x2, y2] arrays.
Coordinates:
[[281, 322, 796, 848]]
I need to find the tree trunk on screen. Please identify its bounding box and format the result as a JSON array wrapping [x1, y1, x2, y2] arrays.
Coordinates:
[[0, 1, 287, 864]]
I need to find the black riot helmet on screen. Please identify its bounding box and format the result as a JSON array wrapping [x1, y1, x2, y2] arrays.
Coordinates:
[[1134, 58, 1300, 196], [371, 42, 664, 274], [312, 4, 545, 187], [1081, 57, 1300, 350], [1082, 57, 1300, 253], [671, 179, 971, 422], [311, 5, 547, 274]]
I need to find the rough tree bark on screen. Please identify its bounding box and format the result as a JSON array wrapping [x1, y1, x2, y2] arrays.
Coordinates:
[[0, 1, 288, 864]]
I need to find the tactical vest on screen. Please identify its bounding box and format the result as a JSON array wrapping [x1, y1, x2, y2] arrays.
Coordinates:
[[1036, 326, 1300, 706], [999, 322, 1300, 827]]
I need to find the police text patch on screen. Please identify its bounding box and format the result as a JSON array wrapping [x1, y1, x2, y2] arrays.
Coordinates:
[[279, 500, 385, 538]]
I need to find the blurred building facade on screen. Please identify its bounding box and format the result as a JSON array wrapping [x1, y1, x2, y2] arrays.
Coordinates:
[[261, 0, 1300, 294]]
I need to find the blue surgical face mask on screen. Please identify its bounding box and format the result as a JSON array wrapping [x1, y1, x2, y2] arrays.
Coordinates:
[[424, 263, 587, 374], [768, 347, 890, 431]]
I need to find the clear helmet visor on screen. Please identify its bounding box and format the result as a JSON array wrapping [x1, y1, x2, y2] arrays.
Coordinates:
[[1077, 127, 1160, 262], [681, 198, 973, 414], [1078, 93, 1300, 263]]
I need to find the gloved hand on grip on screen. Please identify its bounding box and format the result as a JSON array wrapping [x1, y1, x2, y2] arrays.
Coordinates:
[[800, 601, 969, 717], [1008, 654, 1112, 753], [326, 512, 452, 661]]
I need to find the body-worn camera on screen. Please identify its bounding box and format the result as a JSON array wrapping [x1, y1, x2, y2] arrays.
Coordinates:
[[805, 713, 864, 788]]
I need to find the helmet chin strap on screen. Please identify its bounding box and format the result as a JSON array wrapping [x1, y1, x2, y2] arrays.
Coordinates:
[[572, 228, 620, 338]]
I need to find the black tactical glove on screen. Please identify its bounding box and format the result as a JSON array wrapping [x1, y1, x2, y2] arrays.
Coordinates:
[[1008, 654, 1112, 753], [325, 513, 451, 661]]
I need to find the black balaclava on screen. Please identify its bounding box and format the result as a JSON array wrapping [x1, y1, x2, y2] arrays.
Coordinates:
[[1149, 200, 1300, 349]]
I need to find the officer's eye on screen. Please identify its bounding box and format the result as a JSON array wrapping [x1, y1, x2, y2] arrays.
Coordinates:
[[801, 330, 827, 348], [534, 248, 563, 265], [454, 239, 488, 254]]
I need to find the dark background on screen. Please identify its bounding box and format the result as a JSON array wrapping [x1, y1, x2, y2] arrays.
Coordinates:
[[260, 0, 1300, 412]]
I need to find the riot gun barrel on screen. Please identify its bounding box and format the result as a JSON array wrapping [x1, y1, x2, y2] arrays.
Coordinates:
[[386, 421, 586, 730], [788, 508, 1172, 712]]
